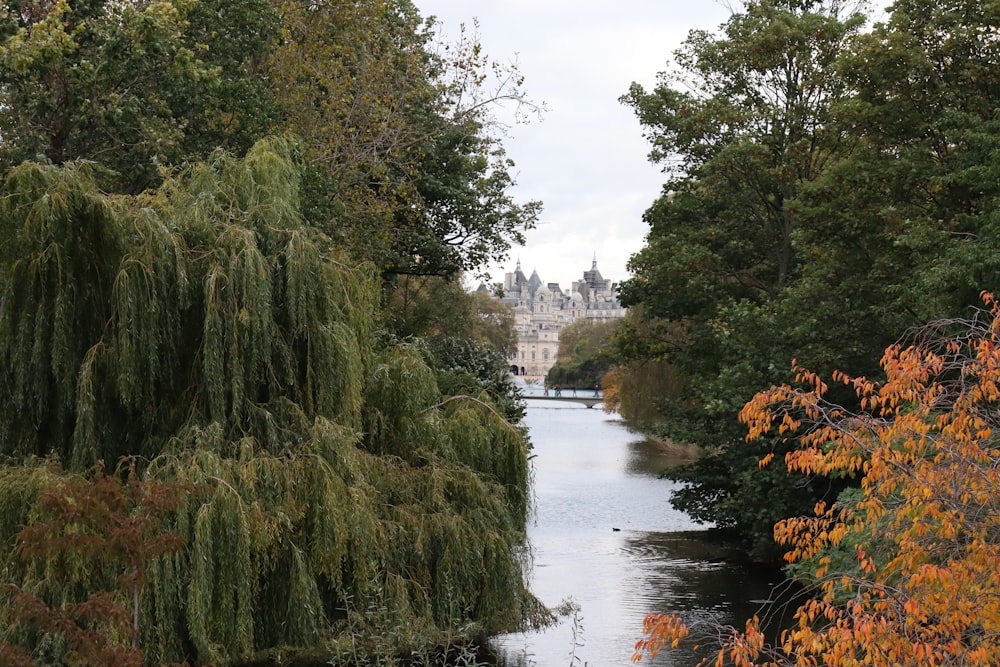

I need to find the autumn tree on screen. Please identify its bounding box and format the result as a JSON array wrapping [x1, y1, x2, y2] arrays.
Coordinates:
[[0, 461, 188, 667], [634, 294, 1000, 666]]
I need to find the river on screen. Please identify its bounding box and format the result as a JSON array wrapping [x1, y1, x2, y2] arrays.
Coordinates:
[[492, 396, 789, 666]]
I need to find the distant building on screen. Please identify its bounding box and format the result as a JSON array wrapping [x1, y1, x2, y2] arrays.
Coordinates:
[[495, 258, 626, 381]]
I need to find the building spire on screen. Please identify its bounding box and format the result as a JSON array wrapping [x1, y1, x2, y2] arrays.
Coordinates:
[[592, 252, 598, 271]]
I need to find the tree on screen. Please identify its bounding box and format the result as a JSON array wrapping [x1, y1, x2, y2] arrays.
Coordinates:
[[389, 14, 543, 278], [615, 0, 868, 557], [268, 0, 541, 279], [0, 0, 540, 279], [545, 319, 618, 390], [789, 0, 1000, 339], [0, 141, 543, 664], [426, 335, 526, 424], [381, 274, 524, 422], [0, 0, 278, 194], [0, 460, 188, 667], [634, 294, 1000, 666], [620, 0, 864, 307], [384, 275, 517, 357], [0, 0, 546, 660]]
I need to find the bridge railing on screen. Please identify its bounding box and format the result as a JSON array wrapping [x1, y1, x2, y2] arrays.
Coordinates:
[[522, 395, 604, 408]]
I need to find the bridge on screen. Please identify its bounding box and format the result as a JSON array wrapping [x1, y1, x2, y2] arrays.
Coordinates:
[[523, 395, 604, 409]]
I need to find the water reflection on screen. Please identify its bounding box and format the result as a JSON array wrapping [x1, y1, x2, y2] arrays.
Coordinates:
[[493, 401, 787, 666]]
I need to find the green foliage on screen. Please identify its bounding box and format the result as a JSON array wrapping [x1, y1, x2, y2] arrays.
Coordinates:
[[618, 0, 1000, 560], [0, 0, 538, 279], [792, 0, 1000, 328], [0, 142, 540, 665], [267, 0, 540, 279], [385, 275, 518, 358], [666, 441, 848, 561], [0, 0, 543, 660], [136, 405, 538, 664], [426, 336, 526, 425], [0, 0, 277, 194], [398, 114, 542, 278], [0, 138, 370, 465], [382, 274, 524, 423], [614, 0, 871, 558], [0, 160, 126, 459], [602, 310, 686, 427]]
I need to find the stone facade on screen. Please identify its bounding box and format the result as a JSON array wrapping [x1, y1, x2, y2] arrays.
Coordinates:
[[492, 258, 626, 381]]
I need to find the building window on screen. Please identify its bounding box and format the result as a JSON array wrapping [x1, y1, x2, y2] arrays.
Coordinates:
[[543, 349, 549, 360]]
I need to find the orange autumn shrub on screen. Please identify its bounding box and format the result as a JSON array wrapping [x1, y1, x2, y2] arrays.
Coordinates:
[[634, 292, 1000, 666]]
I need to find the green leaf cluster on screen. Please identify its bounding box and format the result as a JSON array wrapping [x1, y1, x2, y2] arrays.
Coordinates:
[[0, 0, 277, 194]]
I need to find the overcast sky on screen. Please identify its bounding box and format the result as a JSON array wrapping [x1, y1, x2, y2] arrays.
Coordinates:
[[415, 1, 890, 291]]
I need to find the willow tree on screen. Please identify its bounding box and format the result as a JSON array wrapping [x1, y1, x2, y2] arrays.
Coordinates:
[[0, 139, 541, 665]]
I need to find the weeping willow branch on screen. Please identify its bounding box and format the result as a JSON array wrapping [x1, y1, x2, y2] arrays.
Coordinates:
[[424, 394, 517, 429], [0, 139, 539, 665]]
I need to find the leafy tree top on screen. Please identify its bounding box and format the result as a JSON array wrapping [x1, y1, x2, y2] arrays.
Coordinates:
[[0, 0, 540, 280]]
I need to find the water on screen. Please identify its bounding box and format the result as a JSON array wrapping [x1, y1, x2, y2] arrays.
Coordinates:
[[493, 396, 790, 666]]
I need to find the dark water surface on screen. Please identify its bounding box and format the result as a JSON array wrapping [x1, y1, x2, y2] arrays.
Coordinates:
[[492, 396, 790, 666]]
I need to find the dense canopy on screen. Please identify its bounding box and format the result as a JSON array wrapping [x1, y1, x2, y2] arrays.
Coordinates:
[[620, 0, 1000, 662], [0, 138, 541, 665], [614, 0, 1000, 558], [0, 0, 540, 280]]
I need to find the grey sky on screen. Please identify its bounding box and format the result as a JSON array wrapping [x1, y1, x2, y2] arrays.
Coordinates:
[[416, 1, 890, 290]]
